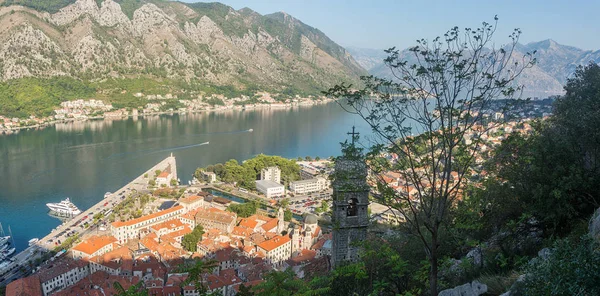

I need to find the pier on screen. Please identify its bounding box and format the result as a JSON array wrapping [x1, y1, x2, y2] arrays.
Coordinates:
[[0, 156, 177, 287]]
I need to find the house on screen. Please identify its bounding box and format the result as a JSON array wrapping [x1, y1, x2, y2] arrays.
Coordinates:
[[255, 180, 285, 198], [256, 235, 292, 268], [71, 235, 117, 259], [111, 205, 185, 243]]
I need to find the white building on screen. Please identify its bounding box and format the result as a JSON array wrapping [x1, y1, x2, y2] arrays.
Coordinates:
[[257, 235, 292, 268], [261, 167, 281, 184], [202, 171, 217, 183], [255, 180, 285, 198], [289, 177, 328, 195], [111, 205, 185, 243], [38, 258, 90, 296]]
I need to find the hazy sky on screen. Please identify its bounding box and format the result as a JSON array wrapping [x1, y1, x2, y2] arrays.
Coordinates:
[[180, 0, 600, 50]]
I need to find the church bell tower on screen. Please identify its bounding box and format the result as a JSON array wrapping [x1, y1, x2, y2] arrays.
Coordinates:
[[331, 127, 370, 268]]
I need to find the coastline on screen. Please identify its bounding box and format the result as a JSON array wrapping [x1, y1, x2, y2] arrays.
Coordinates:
[[0, 98, 335, 135]]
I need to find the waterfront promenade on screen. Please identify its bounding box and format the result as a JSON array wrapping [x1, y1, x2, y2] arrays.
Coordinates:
[[0, 156, 177, 286]]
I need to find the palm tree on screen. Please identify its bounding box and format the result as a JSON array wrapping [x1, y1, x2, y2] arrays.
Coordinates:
[[113, 281, 147, 296], [180, 258, 218, 294]]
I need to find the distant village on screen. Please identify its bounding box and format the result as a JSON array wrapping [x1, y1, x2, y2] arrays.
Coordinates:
[[0, 93, 333, 135]]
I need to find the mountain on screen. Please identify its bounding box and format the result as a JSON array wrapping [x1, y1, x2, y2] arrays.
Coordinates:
[[0, 0, 365, 96], [347, 40, 600, 98]]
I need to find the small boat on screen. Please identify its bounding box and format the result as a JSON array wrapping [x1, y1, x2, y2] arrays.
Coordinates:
[[104, 192, 112, 198], [2, 248, 15, 257], [28, 238, 39, 246], [0, 244, 8, 253], [0, 236, 10, 246], [248, 128, 254, 132]]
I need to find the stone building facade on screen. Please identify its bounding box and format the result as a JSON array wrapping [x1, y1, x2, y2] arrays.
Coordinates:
[[331, 146, 370, 268]]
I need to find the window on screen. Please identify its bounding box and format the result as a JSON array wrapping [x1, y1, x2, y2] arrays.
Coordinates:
[[347, 198, 358, 216]]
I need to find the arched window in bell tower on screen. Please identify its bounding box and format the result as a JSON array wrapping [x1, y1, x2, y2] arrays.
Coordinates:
[[347, 198, 358, 216]]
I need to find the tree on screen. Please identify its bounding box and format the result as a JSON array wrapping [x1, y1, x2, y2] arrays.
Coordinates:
[[284, 209, 293, 222], [523, 236, 600, 295], [315, 156, 321, 161], [280, 198, 290, 208], [180, 258, 219, 294], [182, 225, 205, 252], [325, 18, 534, 295], [305, 156, 312, 161], [227, 201, 259, 218], [237, 284, 255, 296], [482, 63, 600, 238], [170, 179, 178, 186], [113, 281, 147, 296], [253, 269, 307, 296]]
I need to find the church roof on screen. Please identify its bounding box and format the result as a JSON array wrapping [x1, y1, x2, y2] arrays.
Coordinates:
[[304, 214, 318, 225]]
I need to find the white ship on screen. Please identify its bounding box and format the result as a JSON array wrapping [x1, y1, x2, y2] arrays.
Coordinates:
[[0, 236, 9, 246], [46, 198, 81, 216], [1, 247, 15, 259], [28, 238, 39, 247]]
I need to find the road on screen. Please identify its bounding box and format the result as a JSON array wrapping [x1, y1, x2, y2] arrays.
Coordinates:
[[0, 156, 176, 287]]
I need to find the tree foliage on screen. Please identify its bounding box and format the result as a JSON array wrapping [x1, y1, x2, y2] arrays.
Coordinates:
[[1, 0, 75, 13], [227, 200, 259, 218], [480, 63, 600, 238], [325, 17, 534, 295], [179, 258, 219, 295], [198, 154, 300, 189], [113, 281, 147, 296], [0, 77, 96, 118], [523, 236, 600, 296], [182, 225, 205, 252]]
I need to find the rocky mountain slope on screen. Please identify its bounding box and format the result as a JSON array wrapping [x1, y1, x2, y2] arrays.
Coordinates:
[[347, 40, 600, 98], [0, 0, 365, 94]]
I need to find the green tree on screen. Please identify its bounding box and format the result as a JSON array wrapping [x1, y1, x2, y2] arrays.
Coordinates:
[[253, 269, 307, 296], [237, 284, 255, 296], [284, 209, 292, 222], [325, 18, 534, 295], [182, 225, 205, 252], [523, 236, 600, 295], [180, 258, 219, 294], [483, 64, 600, 238], [113, 281, 147, 296], [227, 201, 259, 218]]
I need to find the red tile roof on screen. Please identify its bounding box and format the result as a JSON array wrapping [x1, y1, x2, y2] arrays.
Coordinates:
[[257, 235, 291, 252], [72, 235, 117, 256], [261, 218, 279, 232], [5, 275, 41, 296]]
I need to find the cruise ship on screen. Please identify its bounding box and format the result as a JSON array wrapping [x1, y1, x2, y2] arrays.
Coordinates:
[[46, 198, 81, 216]]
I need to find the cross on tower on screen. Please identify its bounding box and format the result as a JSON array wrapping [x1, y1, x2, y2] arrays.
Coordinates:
[[347, 126, 359, 144]]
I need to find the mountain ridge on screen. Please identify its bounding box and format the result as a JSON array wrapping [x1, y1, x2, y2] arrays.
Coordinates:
[[347, 40, 600, 97], [0, 0, 366, 96]]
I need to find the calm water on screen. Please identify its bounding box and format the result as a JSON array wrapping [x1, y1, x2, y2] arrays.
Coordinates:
[[0, 102, 372, 251]]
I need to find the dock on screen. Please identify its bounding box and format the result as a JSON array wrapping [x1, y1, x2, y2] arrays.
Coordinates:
[[0, 156, 177, 286]]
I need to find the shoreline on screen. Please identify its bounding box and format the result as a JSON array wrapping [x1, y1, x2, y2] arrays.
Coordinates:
[[0, 99, 335, 135]]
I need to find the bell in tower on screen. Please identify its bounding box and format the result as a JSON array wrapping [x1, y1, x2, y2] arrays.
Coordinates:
[[331, 126, 370, 268]]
